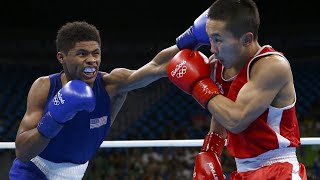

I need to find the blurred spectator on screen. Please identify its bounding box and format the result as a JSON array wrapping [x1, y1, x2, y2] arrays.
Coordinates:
[[314, 150, 320, 180]]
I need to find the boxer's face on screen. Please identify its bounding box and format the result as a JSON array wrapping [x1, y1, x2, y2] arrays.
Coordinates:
[[206, 19, 243, 69], [58, 41, 101, 86]]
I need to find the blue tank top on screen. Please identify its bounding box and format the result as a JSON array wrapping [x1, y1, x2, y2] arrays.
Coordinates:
[[39, 72, 111, 164]]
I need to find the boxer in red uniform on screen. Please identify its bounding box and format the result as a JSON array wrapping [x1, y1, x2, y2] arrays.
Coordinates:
[[168, 0, 307, 179]]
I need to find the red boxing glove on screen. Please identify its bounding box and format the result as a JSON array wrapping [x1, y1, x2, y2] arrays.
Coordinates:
[[193, 132, 226, 180], [167, 49, 220, 108], [193, 152, 224, 180], [201, 132, 225, 157]]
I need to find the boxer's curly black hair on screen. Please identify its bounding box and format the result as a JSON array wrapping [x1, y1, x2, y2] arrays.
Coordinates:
[[56, 21, 101, 53]]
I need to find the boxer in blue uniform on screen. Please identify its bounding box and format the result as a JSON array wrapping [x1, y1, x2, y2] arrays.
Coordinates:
[[8, 8, 212, 178], [8, 21, 184, 179]]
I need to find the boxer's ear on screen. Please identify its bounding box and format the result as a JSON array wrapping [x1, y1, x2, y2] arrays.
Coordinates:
[[240, 32, 253, 46], [57, 52, 65, 64]]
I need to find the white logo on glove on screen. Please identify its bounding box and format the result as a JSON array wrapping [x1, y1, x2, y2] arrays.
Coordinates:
[[207, 162, 219, 180], [53, 91, 65, 105], [171, 59, 187, 77]]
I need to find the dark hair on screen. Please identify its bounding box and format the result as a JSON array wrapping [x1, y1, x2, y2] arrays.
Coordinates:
[[208, 0, 260, 39], [56, 21, 101, 53]]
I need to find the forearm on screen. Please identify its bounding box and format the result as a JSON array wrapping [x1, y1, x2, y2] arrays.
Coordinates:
[[119, 45, 180, 91], [207, 95, 246, 134], [153, 45, 180, 65], [209, 117, 227, 138], [15, 129, 50, 162], [152, 45, 180, 76]]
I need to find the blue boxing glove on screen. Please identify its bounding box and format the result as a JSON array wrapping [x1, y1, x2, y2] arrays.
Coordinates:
[[37, 80, 96, 139], [176, 9, 210, 50]]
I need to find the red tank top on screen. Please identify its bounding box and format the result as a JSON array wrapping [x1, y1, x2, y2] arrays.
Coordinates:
[[212, 45, 301, 158]]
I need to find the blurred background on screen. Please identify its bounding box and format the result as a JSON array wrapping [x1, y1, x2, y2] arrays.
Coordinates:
[[0, 0, 320, 179]]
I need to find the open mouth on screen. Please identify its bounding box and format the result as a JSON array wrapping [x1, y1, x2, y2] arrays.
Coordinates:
[[83, 67, 97, 79]]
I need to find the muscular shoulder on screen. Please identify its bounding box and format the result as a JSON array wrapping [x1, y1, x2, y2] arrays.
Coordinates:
[[28, 76, 51, 107], [255, 54, 290, 72], [31, 76, 50, 92], [250, 54, 292, 87]]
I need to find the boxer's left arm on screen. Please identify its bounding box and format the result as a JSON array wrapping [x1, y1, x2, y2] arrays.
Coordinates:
[[102, 45, 179, 123], [104, 45, 179, 95], [193, 117, 226, 180]]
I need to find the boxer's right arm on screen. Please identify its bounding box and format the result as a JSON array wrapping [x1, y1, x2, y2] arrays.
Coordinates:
[[15, 77, 52, 162], [37, 80, 96, 139], [15, 78, 96, 162]]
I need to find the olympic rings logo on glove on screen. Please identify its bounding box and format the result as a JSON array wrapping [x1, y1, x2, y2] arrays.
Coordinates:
[[176, 66, 188, 78], [53, 95, 60, 105], [170, 59, 186, 77]]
